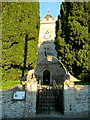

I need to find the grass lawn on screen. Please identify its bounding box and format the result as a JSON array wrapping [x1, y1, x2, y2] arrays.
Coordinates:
[[74, 81, 90, 85], [1, 80, 20, 90]]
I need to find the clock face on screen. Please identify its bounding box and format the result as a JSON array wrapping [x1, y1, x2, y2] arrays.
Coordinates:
[[44, 31, 51, 39]]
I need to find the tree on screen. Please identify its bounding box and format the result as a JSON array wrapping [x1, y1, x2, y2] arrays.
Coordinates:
[[2, 2, 40, 82], [55, 2, 90, 81]]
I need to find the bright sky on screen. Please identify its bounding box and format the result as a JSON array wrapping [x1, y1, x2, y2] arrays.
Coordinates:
[[40, 2, 62, 20]]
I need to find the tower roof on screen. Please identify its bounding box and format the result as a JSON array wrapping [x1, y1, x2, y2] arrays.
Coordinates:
[[44, 14, 54, 21], [40, 14, 56, 24]]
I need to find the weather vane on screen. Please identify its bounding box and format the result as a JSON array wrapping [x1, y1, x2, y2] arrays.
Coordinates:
[[47, 8, 50, 14]]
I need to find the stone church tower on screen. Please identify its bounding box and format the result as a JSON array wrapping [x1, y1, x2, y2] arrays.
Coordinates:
[[35, 13, 67, 85]]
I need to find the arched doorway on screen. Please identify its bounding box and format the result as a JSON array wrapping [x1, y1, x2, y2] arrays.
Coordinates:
[[43, 70, 50, 85]]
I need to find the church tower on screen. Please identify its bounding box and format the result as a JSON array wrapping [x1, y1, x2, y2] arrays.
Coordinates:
[[35, 12, 66, 85], [38, 12, 57, 61]]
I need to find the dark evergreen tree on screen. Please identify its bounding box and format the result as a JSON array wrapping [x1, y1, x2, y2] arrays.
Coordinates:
[[55, 2, 90, 81], [2, 2, 40, 83]]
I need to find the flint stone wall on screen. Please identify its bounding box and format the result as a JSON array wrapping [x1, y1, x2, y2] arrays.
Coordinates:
[[1, 84, 90, 118], [64, 85, 90, 117], [1, 86, 36, 118]]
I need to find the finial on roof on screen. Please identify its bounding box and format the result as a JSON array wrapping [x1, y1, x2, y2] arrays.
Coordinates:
[[47, 8, 50, 15]]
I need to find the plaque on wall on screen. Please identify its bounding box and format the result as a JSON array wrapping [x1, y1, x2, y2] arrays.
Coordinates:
[[12, 90, 26, 101]]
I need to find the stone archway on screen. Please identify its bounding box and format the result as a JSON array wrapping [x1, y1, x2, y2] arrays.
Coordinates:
[[43, 70, 50, 85]]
